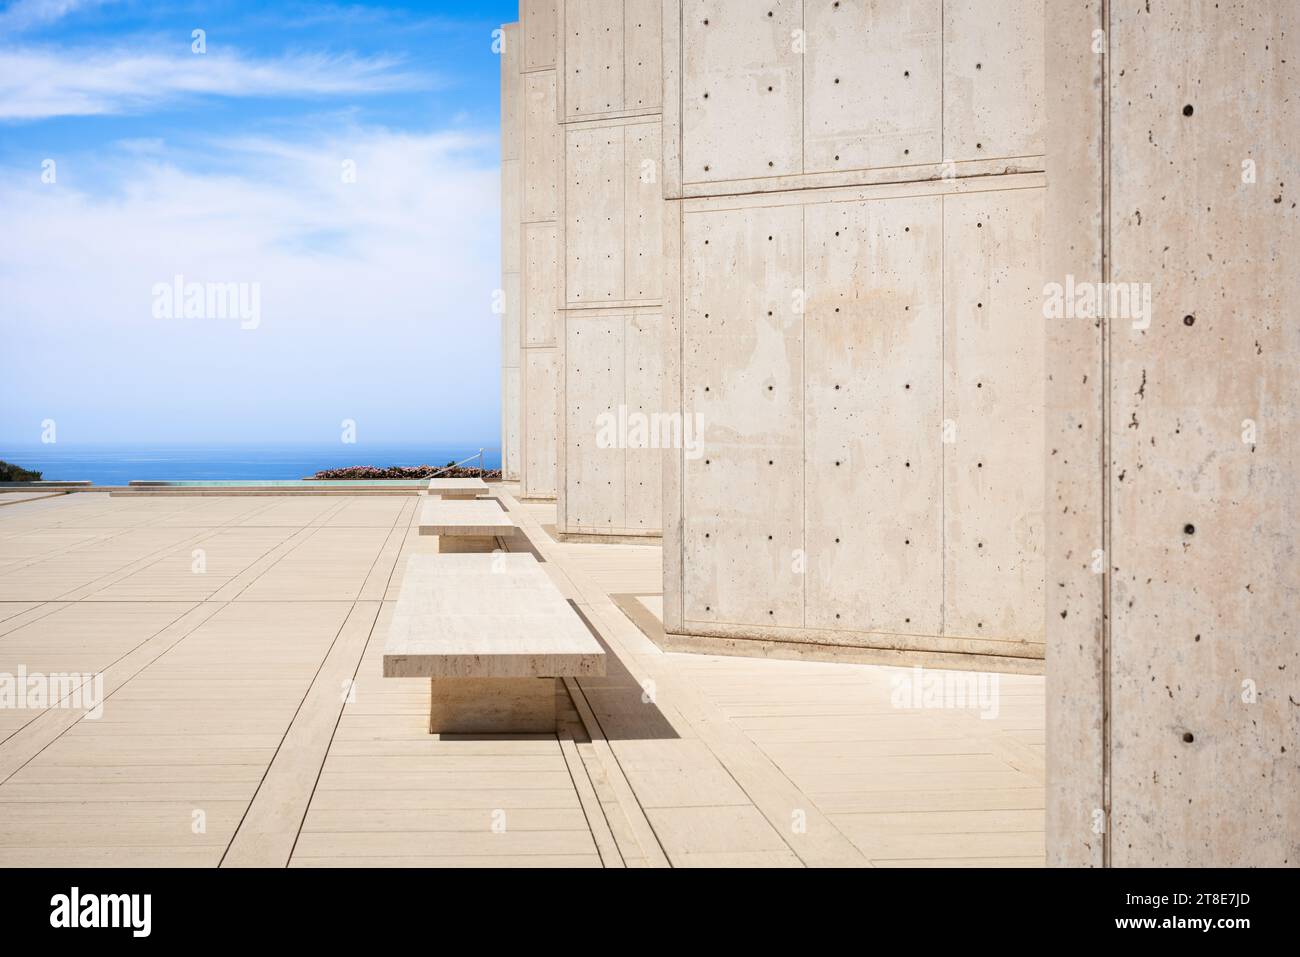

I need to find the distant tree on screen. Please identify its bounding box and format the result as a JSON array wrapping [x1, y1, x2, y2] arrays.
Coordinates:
[[0, 461, 43, 482]]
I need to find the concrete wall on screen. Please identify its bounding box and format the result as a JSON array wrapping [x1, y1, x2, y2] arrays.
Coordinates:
[[500, 22, 523, 481], [518, 0, 562, 499], [1045, 0, 1299, 867], [554, 1, 667, 537], [661, 0, 1047, 667], [663, 0, 1043, 199]]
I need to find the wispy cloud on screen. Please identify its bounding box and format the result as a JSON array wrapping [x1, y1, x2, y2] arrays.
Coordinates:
[[0, 122, 501, 444], [0, 45, 432, 120], [0, 0, 115, 34]]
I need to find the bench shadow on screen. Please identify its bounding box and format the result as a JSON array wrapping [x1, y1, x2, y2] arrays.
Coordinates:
[[566, 599, 680, 742], [506, 534, 547, 562]]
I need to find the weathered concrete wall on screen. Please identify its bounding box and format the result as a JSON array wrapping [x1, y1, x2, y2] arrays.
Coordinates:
[[518, 0, 562, 499], [558, 0, 662, 122], [663, 0, 1043, 199], [562, 306, 664, 535], [554, 1, 666, 537], [665, 178, 1044, 663], [1046, 0, 1299, 867], [500, 22, 523, 481], [661, 0, 1047, 666]]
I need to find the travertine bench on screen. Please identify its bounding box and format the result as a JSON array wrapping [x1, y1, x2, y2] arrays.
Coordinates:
[[417, 498, 519, 552], [383, 553, 606, 733], [425, 477, 489, 500]]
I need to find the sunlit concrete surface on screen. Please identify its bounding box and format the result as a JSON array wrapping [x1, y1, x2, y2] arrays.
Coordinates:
[[0, 490, 1044, 867]]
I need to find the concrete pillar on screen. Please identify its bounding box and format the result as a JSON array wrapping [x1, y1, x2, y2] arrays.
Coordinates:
[[500, 21, 523, 481], [553, 0, 667, 540], [1045, 0, 1299, 866], [518, 0, 563, 500]]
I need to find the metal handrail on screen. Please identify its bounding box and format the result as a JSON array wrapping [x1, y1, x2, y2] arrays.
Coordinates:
[[429, 448, 486, 478]]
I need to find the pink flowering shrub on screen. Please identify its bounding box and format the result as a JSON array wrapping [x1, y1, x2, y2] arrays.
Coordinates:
[[311, 464, 501, 481]]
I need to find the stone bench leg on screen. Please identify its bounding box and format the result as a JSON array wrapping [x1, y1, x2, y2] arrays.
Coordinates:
[[436, 535, 498, 553], [428, 677, 558, 734]]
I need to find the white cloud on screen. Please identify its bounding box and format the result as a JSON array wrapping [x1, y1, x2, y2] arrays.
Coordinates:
[[0, 125, 503, 444], [112, 136, 165, 154], [0, 46, 430, 120], [0, 0, 114, 34]]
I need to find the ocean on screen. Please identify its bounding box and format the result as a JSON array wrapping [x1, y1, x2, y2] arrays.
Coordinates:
[[0, 444, 502, 486]]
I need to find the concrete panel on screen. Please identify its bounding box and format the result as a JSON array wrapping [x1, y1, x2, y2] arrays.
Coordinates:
[[523, 71, 561, 222], [524, 223, 560, 347], [662, 197, 685, 625], [664, 0, 1045, 199], [522, 0, 559, 72], [681, 0, 803, 184], [501, 23, 523, 161], [943, 0, 1044, 161], [524, 350, 560, 498], [681, 203, 804, 627], [565, 316, 626, 531], [501, 158, 522, 275], [560, 310, 665, 537], [501, 23, 524, 484], [666, 176, 1046, 659], [502, 366, 521, 482], [804, 194, 943, 636], [623, 0, 663, 112], [624, 311, 664, 534], [565, 126, 625, 303], [623, 122, 663, 300], [563, 119, 663, 308], [1105, 1, 1298, 867], [564, 0, 623, 118], [942, 187, 1044, 643], [662, 0, 684, 199], [1043, 0, 1104, 868], [804, 0, 942, 173], [502, 273, 522, 361]]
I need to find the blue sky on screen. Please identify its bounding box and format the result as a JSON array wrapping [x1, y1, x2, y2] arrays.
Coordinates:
[[0, 0, 517, 448]]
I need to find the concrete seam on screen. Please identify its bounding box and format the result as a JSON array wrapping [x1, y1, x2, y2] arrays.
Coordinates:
[[1100, 0, 1113, 869], [801, 202, 807, 630], [940, 192, 947, 636], [281, 500, 414, 865]]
